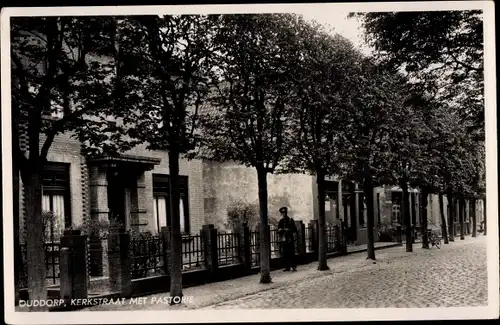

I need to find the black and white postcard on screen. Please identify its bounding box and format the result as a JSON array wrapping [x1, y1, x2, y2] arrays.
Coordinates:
[[1, 1, 498, 323]]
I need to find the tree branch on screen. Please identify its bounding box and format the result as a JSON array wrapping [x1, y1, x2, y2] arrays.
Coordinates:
[[36, 18, 66, 105]]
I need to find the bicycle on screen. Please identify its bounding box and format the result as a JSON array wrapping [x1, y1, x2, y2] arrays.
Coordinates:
[[477, 221, 485, 235], [427, 230, 441, 249]]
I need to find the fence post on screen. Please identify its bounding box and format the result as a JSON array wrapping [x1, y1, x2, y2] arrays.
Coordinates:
[[310, 220, 319, 260], [107, 227, 131, 297], [60, 230, 88, 302], [295, 220, 306, 257], [238, 222, 252, 273], [396, 225, 402, 244], [254, 224, 261, 264], [340, 220, 348, 255], [201, 224, 218, 280], [161, 226, 172, 276]]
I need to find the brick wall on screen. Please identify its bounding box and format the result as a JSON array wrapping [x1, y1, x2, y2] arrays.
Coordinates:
[[19, 130, 86, 232], [19, 129, 204, 236], [203, 161, 315, 230], [124, 144, 205, 235], [41, 132, 85, 227]]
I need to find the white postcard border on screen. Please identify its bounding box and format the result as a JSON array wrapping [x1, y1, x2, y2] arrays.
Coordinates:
[[2, 1, 498, 323]]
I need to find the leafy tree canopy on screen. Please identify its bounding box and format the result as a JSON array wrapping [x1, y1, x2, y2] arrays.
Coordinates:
[[194, 14, 301, 172], [11, 16, 133, 162], [350, 10, 484, 132], [115, 15, 220, 153], [285, 17, 364, 178]]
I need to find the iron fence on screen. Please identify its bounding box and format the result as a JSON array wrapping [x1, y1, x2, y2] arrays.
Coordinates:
[[270, 229, 281, 258], [86, 237, 109, 278], [217, 232, 240, 266], [181, 235, 205, 271], [128, 236, 165, 279], [326, 224, 341, 253], [19, 241, 61, 288]]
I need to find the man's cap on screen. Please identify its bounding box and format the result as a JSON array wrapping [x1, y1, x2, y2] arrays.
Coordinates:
[[279, 206, 288, 213]]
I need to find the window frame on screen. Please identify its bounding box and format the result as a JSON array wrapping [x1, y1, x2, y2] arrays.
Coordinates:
[[42, 162, 72, 231], [152, 174, 190, 234]]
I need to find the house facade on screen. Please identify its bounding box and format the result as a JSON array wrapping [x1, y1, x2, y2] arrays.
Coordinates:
[[18, 127, 206, 239], [14, 24, 486, 245], [17, 125, 486, 243]]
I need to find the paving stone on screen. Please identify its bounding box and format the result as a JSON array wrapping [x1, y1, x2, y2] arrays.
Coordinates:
[[83, 236, 488, 311]]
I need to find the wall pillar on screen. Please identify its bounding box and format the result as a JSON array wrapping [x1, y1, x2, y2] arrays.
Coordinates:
[[132, 171, 149, 232], [354, 183, 361, 244], [238, 223, 252, 272], [88, 165, 109, 277], [89, 165, 110, 223], [309, 219, 319, 259], [107, 227, 132, 297], [60, 230, 88, 302], [295, 220, 306, 257], [201, 224, 219, 281], [337, 180, 343, 221], [409, 191, 413, 226], [383, 187, 393, 224]]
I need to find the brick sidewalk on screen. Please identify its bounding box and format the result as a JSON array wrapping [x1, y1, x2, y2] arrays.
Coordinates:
[[82, 238, 485, 311]]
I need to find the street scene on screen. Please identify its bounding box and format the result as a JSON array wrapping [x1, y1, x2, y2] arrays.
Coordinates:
[[83, 235, 487, 310], [3, 1, 495, 323]]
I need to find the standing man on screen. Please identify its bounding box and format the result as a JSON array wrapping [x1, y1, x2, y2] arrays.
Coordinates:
[[277, 207, 297, 271]]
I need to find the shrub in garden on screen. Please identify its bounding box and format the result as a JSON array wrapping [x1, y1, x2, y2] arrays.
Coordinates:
[[127, 230, 164, 279], [377, 222, 397, 242]]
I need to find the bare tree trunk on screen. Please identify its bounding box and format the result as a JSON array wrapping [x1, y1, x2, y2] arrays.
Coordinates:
[[21, 170, 48, 311], [439, 192, 449, 244], [483, 196, 487, 235], [447, 190, 455, 242], [459, 197, 465, 240], [363, 171, 376, 260], [471, 199, 477, 237], [168, 150, 183, 304], [401, 179, 412, 252], [420, 188, 429, 249], [257, 168, 272, 283], [13, 135, 22, 305], [316, 169, 329, 270]]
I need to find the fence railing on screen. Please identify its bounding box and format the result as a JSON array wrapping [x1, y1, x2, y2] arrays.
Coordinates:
[[270, 229, 281, 259], [128, 236, 165, 280], [217, 232, 240, 266], [23, 222, 349, 298], [326, 224, 340, 253], [86, 237, 109, 278], [19, 241, 61, 288], [182, 234, 205, 271]]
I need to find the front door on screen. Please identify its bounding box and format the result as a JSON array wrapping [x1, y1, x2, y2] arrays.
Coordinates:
[[107, 166, 127, 226]]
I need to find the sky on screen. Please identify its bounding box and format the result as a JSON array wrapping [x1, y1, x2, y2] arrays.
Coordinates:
[[300, 11, 373, 56]]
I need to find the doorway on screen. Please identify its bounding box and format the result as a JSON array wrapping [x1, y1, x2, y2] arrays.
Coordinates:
[[107, 165, 128, 227]]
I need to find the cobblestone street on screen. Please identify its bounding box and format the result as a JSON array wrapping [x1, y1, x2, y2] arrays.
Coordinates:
[[207, 236, 488, 309], [85, 235, 488, 311]]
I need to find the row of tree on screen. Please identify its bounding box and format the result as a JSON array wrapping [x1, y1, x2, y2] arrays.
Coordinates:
[[11, 11, 485, 310]]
